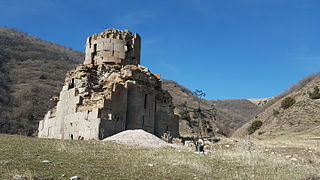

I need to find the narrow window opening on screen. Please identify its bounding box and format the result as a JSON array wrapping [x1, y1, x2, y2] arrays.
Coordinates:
[[70, 123, 73, 126], [91, 55, 95, 64], [69, 78, 75, 89], [88, 37, 92, 48], [144, 94, 148, 109], [93, 44, 97, 54], [108, 113, 112, 120], [142, 115, 145, 128]]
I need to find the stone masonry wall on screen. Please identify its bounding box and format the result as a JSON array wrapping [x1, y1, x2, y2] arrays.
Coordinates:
[[38, 64, 179, 140], [84, 29, 141, 65]]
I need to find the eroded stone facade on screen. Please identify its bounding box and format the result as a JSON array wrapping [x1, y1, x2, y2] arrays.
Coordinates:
[[38, 29, 178, 140], [84, 29, 140, 65]]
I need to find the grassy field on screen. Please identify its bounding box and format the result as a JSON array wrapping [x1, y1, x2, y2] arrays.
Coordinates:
[[0, 134, 319, 179]]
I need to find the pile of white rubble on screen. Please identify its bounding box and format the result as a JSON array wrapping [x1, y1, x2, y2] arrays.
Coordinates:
[[103, 129, 180, 148]]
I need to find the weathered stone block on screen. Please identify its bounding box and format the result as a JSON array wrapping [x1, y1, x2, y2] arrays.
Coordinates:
[[88, 108, 100, 120], [84, 29, 141, 65]]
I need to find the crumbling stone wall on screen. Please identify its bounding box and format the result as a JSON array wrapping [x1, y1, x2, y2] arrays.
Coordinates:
[[38, 29, 178, 140], [84, 29, 141, 65]]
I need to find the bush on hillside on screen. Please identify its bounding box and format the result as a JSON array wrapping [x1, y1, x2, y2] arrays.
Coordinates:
[[308, 86, 320, 99], [247, 120, 263, 135], [273, 109, 280, 116], [261, 73, 320, 112], [178, 110, 190, 121], [281, 97, 296, 109]]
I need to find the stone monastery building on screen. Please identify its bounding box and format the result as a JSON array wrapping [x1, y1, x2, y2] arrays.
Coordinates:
[[38, 29, 179, 140]]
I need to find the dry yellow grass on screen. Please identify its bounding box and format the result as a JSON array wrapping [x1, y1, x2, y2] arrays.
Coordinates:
[[0, 134, 319, 179], [233, 75, 320, 139]]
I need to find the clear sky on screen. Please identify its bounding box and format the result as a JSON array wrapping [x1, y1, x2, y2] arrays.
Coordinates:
[[1, 0, 319, 100]]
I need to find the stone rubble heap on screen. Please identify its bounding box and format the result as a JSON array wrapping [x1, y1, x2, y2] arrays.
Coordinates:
[[103, 129, 180, 148]]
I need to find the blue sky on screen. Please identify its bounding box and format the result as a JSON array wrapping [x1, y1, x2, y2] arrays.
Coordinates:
[[1, 0, 320, 99]]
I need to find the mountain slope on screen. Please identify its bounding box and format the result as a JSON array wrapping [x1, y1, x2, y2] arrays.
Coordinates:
[[209, 99, 260, 135], [233, 73, 320, 138], [162, 79, 260, 136], [0, 27, 83, 135]]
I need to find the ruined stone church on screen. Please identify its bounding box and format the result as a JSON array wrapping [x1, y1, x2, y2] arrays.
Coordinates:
[[38, 29, 179, 140]]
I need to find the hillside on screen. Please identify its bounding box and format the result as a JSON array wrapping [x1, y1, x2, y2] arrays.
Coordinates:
[[247, 97, 273, 106], [0, 27, 83, 135], [162, 79, 260, 137], [209, 99, 260, 135], [233, 73, 320, 138]]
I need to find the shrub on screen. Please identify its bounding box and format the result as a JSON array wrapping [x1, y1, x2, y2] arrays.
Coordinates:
[[273, 109, 280, 116], [308, 86, 320, 99], [161, 131, 173, 143], [260, 73, 320, 112], [247, 120, 263, 135], [179, 110, 190, 120], [281, 97, 295, 109]]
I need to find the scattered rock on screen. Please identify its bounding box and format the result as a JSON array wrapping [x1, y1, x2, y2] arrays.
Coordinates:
[[306, 174, 320, 180], [147, 163, 154, 167], [0, 160, 10, 166], [70, 176, 80, 180], [42, 160, 50, 163], [13, 174, 27, 180]]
